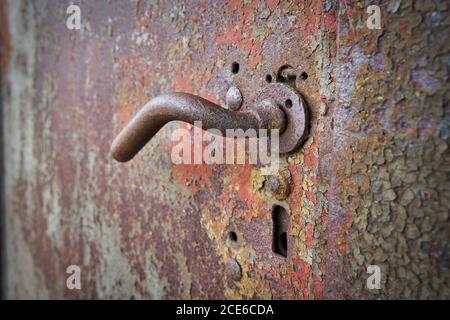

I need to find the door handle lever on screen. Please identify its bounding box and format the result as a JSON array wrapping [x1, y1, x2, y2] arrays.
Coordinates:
[[110, 92, 286, 162]]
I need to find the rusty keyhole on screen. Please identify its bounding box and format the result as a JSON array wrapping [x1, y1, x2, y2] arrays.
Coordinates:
[[272, 205, 289, 258]]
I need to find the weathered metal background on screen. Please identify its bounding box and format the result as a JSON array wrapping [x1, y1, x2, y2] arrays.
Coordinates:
[[0, 0, 448, 299]]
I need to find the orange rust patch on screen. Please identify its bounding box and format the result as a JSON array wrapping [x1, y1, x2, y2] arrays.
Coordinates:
[[303, 140, 319, 169], [171, 162, 213, 194], [295, 1, 322, 46], [117, 57, 151, 125], [215, 0, 266, 69], [169, 123, 213, 193], [174, 59, 194, 93], [266, 0, 279, 11], [306, 223, 313, 248], [0, 0, 11, 76], [323, 12, 337, 32], [290, 258, 312, 299], [288, 165, 303, 211]]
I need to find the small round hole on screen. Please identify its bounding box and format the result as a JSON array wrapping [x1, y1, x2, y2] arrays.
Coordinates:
[[300, 71, 308, 80], [265, 74, 272, 83], [231, 62, 240, 74], [229, 231, 238, 242], [285, 99, 292, 109]]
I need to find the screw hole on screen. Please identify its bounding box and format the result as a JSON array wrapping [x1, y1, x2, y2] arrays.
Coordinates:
[[300, 71, 308, 80], [231, 62, 240, 74], [285, 99, 293, 109], [265, 74, 272, 83], [229, 231, 238, 242]]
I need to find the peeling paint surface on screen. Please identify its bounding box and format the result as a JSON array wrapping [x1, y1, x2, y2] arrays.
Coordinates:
[[1, 0, 448, 299]]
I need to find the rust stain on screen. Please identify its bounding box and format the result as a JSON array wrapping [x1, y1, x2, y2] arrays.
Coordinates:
[[0, 0, 11, 75]]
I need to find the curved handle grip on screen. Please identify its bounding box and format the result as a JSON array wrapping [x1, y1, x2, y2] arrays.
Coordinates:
[[111, 93, 285, 162]]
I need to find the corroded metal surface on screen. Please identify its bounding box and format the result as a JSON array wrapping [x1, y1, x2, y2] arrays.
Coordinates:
[[1, 0, 449, 299]]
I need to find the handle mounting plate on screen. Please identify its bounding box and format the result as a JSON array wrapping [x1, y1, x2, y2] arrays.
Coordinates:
[[253, 83, 309, 154]]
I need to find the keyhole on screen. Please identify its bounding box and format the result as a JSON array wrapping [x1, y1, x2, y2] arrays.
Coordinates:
[[229, 231, 238, 242], [272, 206, 289, 257]]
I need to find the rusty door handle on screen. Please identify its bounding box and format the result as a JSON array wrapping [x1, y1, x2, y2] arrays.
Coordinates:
[[111, 92, 287, 162]]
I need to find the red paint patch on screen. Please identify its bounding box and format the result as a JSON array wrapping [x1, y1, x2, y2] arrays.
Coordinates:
[[0, 0, 11, 77]]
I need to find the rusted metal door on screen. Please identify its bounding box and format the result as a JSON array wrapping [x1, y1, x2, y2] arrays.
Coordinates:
[[1, 0, 448, 299]]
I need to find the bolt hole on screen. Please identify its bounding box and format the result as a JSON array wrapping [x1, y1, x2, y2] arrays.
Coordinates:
[[231, 62, 240, 74], [272, 206, 289, 258], [265, 74, 272, 83], [300, 71, 308, 80], [285, 99, 293, 109], [229, 231, 238, 242]]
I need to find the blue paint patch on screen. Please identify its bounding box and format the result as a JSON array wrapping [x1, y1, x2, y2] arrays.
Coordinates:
[[437, 115, 450, 140]]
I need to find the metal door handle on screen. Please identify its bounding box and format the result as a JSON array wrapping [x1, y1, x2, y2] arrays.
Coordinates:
[[111, 92, 286, 162]]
